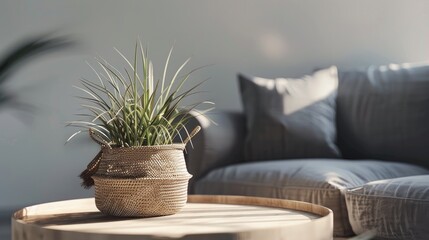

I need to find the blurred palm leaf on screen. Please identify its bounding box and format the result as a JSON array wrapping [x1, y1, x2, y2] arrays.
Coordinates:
[[0, 34, 73, 108]]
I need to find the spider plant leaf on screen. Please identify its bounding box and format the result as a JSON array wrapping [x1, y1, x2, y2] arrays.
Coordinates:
[[174, 64, 211, 95], [86, 61, 105, 88], [66, 130, 83, 143], [96, 61, 121, 98], [114, 47, 135, 72], [98, 57, 127, 88], [133, 41, 138, 85], [77, 84, 112, 111], [76, 97, 109, 111], [160, 46, 173, 104], [73, 85, 101, 102], [164, 58, 190, 101]]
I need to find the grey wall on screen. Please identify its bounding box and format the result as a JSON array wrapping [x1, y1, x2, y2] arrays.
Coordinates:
[[1, 0, 429, 211]]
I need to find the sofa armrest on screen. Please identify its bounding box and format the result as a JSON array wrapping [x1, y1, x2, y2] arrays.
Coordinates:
[[184, 110, 246, 193]]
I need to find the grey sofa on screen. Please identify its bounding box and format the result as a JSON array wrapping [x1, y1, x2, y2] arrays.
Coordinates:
[[184, 63, 429, 239]]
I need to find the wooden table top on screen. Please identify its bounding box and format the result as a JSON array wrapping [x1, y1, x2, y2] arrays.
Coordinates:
[[12, 195, 333, 240]]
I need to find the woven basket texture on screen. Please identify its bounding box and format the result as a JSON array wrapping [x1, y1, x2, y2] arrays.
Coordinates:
[[93, 144, 192, 217]]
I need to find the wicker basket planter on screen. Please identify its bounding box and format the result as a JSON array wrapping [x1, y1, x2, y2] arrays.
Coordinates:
[[70, 42, 209, 218], [90, 144, 192, 217]]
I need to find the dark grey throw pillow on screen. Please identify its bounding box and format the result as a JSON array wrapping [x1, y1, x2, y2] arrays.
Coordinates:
[[337, 63, 429, 168], [239, 66, 341, 162]]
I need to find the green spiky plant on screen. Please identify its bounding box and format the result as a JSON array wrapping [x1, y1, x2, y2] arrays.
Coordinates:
[[67, 41, 213, 147]]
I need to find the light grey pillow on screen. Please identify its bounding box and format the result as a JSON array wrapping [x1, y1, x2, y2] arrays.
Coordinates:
[[238, 66, 341, 162]]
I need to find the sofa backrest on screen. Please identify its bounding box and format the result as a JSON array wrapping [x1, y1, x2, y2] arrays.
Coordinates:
[[337, 63, 429, 169]]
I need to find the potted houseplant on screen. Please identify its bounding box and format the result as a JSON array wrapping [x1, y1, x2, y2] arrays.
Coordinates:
[[68, 41, 213, 217]]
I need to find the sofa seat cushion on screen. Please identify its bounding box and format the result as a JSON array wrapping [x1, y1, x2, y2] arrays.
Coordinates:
[[194, 159, 429, 237], [345, 175, 429, 240]]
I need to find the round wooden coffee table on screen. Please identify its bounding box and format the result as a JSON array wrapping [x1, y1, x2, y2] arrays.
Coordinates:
[[12, 195, 333, 240]]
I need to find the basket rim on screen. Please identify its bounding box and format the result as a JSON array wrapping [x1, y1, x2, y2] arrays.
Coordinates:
[[102, 143, 186, 151], [92, 174, 192, 181]]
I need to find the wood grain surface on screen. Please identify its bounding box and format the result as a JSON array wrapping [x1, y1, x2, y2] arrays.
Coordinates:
[[12, 195, 333, 240]]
